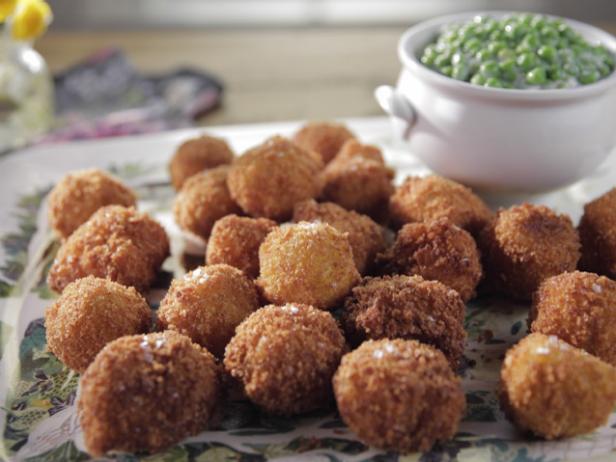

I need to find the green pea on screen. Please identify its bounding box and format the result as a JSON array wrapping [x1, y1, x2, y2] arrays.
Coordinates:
[[499, 59, 518, 81], [563, 62, 580, 77], [579, 69, 600, 84], [498, 48, 515, 61], [470, 73, 486, 85], [488, 41, 507, 54], [517, 52, 536, 71], [464, 37, 481, 53], [526, 67, 547, 85], [451, 52, 464, 66], [530, 16, 545, 29], [434, 54, 451, 68], [441, 65, 453, 77], [548, 66, 565, 82], [540, 26, 559, 42], [480, 60, 500, 77], [475, 49, 493, 62], [452, 64, 470, 81], [484, 77, 502, 88], [537, 45, 556, 62]]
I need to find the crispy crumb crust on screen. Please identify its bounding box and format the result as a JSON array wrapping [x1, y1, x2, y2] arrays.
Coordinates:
[[292, 199, 385, 274], [205, 215, 277, 278], [333, 339, 465, 452], [45, 276, 151, 373], [48, 169, 136, 239], [341, 275, 466, 368], [529, 271, 616, 366], [479, 203, 580, 301], [500, 333, 616, 439], [292, 122, 356, 164], [224, 304, 346, 415], [47, 205, 169, 293], [169, 135, 235, 190], [579, 187, 616, 279], [79, 331, 221, 457], [157, 264, 260, 357]]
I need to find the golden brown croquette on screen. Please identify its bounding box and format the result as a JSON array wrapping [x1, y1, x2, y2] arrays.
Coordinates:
[[157, 264, 260, 357], [205, 215, 277, 278], [500, 333, 616, 439], [530, 271, 616, 366], [389, 175, 492, 234], [169, 135, 235, 190], [47, 205, 170, 293], [292, 121, 355, 164], [79, 331, 220, 456], [45, 276, 151, 372], [292, 199, 385, 274], [257, 222, 360, 310], [173, 166, 241, 240], [227, 136, 323, 221], [47, 169, 136, 239], [579, 188, 616, 279], [479, 203, 580, 301], [341, 275, 466, 368], [224, 304, 345, 415], [333, 339, 466, 452], [378, 218, 482, 301]]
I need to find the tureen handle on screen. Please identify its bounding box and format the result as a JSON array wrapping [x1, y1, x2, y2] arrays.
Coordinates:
[[374, 85, 416, 140]]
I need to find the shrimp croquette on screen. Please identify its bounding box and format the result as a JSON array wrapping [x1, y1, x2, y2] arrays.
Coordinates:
[[45, 276, 151, 372], [227, 136, 323, 221], [47, 169, 136, 239], [47, 205, 169, 293], [389, 175, 492, 234], [79, 331, 220, 456], [333, 339, 465, 452], [500, 333, 616, 439], [173, 166, 241, 240], [224, 304, 346, 415], [258, 222, 360, 310], [378, 219, 482, 301], [205, 215, 276, 278], [157, 264, 260, 357], [579, 188, 616, 279], [530, 271, 616, 366], [169, 135, 234, 190], [293, 199, 385, 274], [341, 275, 466, 368], [292, 121, 355, 164], [480, 203, 580, 301]]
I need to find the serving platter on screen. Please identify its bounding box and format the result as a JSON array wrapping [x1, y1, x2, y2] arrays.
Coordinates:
[[0, 116, 615, 462]]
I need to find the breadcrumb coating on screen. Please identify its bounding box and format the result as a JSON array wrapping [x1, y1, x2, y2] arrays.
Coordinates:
[[341, 275, 466, 368], [227, 136, 323, 221], [293, 121, 355, 164], [169, 135, 235, 190], [224, 304, 346, 415], [173, 166, 241, 240], [258, 222, 360, 310], [45, 276, 151, 373], [79, 331, 220, 456], [378, 218, 482, 301], [48, 169, 136, 239], [47, 205, 170, 293], [333, 339, 465, 452], [479, 203, 580, 301], [579, 187, 616, 279], [157, 264, 260, 357], [530, 271, 616, 366], [292, 199, 385, 274], [500, 333, 616, 439], [205, 215, 277, 278]]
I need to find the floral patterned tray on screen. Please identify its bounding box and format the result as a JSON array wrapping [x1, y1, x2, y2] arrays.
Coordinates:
[[1, 117, 615, 462]]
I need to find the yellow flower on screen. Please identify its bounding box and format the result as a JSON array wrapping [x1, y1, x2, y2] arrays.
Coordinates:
[[10, 0, 52, 41], [0, 0, 18, 21]]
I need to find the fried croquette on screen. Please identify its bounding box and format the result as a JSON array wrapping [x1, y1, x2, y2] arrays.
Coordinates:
[[47, 205, 169, 293], [157, 264, 260, 357], [529, 271, 616, 366], [378, 218, 482, 301], [173, 166, 241, 240], [579, 187, 616, 279], [45, 276, 151, 372], [227, 136, 323, 221], [341, 275, 466, 368], [500, 333, 616, 439], [333, 339, 466, 452], [479, 203, 580, 301], [292, 199, 385, 274], [292, 121, 355, 164], [79, 331, 220, 456], [257, 222, 360, 310], [169, 135, 235, 190], [389, 175, 492, 234], [205, 215, 277, 278], [224, 304, 345, 415], [47, 169, 136, 239]]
